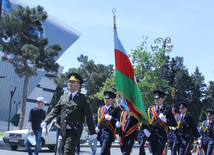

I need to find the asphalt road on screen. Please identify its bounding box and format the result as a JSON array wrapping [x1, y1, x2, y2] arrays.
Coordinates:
[[0, 145, 157, 155]]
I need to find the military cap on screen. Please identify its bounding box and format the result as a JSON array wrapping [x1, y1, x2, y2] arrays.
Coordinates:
[[68, 73, 83, 84], [206, 110, 214, 116], [104, 91, 116, 99], [154, 90, 166, 99], [179, 101, 189, 109]]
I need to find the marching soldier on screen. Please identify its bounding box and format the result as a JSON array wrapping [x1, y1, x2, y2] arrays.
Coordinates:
[[136, 122, 146, 155], [119, 110, 139, 155], [167, 109, 179, 155], [143, 90, 177, 155], [200, 110, 214, 155], [176, 101, 200, 155], [95, 91, 121, 155], [41, 73, 97, 155]]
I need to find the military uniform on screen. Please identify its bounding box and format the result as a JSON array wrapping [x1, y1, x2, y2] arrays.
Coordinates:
[[96, 91, 118, 155], [136, 122, 146, 155], [167, 109, 179, 155], [43, 73, 96, 155], [201, 110, 214, 155], [119, 110, 138, 155], [176, 102, 200, 155], [147, 90, 177, 155]]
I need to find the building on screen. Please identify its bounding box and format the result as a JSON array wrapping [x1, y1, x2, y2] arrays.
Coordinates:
[[0, 0, 81, 129]]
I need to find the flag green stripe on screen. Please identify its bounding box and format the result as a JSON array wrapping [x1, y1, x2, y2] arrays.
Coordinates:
[[116, 70, 148, 123]]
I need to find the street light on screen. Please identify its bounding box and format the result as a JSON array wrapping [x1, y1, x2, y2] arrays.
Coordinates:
[[151, 37, 173, 77], [7, 85, 16, 131]]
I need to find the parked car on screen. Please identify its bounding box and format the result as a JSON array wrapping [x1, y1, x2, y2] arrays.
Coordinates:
[[3, 120, 87, 151]]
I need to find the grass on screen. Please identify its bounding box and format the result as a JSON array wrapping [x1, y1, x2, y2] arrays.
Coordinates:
[[0, 132, 5, 137]]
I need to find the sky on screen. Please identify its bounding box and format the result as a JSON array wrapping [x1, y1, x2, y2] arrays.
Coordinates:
[[26, 0, 214, 85]]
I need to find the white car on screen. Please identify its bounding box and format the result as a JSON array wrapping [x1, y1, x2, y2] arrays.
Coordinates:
[[3, 120, 87, 151]]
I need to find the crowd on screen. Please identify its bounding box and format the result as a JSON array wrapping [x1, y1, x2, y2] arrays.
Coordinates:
[[24, 72, 214, 155]]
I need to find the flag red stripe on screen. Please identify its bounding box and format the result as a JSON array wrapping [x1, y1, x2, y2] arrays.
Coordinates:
[[115, 49, 135, 83]]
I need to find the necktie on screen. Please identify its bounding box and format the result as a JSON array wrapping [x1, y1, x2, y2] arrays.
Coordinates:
[[104, 107, 107, 114], [69, 94, 72, 101], [156, 106, 159, 114]]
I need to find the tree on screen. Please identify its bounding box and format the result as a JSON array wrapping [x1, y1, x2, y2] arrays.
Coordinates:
[[52, 54, 114, 113], [0, 5, 62, 129], [203, 81, 214, 110]]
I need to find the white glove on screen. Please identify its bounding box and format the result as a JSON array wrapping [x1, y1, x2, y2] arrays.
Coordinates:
[[105, 114, 112, 121], [89, 134, 97, 141], [159, 113, 167, 123], [197, 139, 201, 144], [115, 121, 121, 128], [95, 127, 100, 133], [171, 127, 176, 130], [143, 129, 151, 137], [40, 122, 47, 129]]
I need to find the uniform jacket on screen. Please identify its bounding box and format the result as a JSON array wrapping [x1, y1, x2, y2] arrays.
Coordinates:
[[147, 105, 177, 143], [176, 113, 200, 142], [97, 105, 118, 138], [44, 92, 96, 138], [201, 120, 214, 143]]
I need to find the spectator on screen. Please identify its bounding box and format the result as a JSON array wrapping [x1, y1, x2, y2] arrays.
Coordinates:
[[24, 97, 48, 155]]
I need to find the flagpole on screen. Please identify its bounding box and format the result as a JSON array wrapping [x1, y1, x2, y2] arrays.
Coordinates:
[[112, 8, 117, 34], [112, 8, 120, 108]]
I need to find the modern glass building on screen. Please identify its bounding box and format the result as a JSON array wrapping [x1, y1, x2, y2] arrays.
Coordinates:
[[0, 0, 81, 128]]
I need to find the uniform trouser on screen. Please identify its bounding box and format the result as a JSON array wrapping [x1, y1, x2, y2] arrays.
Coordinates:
[[202, 141, 214, 155], [100, 133, 114, 155], [177, 138, 192, 155], [139, 140, 146, 155], [120, 133, 136, 155], [169, 141, 178, 155], [63, 129, 80, 155], [149, 133, 166, 155]]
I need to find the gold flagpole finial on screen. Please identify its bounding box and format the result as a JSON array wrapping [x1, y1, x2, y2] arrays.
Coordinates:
[[112, 8, 117, 34]]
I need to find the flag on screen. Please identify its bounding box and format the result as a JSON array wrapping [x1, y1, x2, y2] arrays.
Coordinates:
[[192, 144, 197, 153], [114, 29, 148, 124]]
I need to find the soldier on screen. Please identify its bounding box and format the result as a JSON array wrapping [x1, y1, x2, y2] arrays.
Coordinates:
[[176, 101, 200, 155], [143, 90, 177, 155], [41, 73, 97, 155], [119, 109, 138, 155], [167, 109, 179, 155], [95, 91, 121, 155], [136, 122, 146, 155], [200, 110, 214, 155]]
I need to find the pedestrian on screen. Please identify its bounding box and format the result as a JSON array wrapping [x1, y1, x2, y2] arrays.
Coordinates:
[[200, 110, 214, 155], [41, 72, 97, 155], [119, 109, 138, 155], [95, 91, 121, 155], [167, 109, 179, 155], [143, 90, 177, 155], [176, 101, 200, 155], [24, 97, 48, 155], [89, 114, 98, 155]]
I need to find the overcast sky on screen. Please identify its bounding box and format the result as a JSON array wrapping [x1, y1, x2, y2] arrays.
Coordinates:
[[26, 0, 214, 85]]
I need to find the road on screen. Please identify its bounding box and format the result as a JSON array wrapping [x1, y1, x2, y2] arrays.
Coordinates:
[[0, 146, 157, 154]]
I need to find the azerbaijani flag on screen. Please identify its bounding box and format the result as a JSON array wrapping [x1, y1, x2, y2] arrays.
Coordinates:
[[114, 30, 148, 124]]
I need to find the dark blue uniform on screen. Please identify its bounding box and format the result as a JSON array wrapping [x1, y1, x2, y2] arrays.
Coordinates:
[[167, 126, 178, 155], [147, 105, 177, 155], [201, 120, 214, 155], [119, 110, 138, 155], [176, 113, 200, 155], [97, 105, 118, 155], [136, 122, 146, 155]]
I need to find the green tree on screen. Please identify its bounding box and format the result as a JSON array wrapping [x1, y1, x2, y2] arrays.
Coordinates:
[[0, 5, 62, 129], [52, 54, 114, 113], [203, 81, 214, 110]]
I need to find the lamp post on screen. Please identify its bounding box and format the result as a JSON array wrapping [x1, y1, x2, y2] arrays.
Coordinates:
[[151, 37, 173, 78], [7, 85, 16, 131], [14, 101, 21, 114]]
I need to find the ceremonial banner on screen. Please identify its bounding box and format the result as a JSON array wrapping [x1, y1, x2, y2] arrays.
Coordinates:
[[114, 30, 148, 123]]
